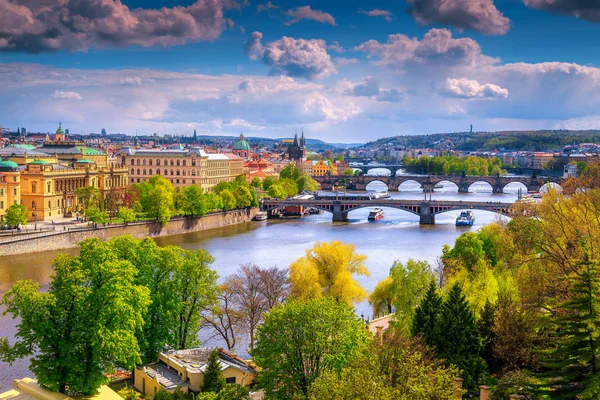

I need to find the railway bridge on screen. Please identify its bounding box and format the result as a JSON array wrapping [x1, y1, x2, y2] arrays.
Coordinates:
[[313, 174, 562, 194], [261, 198, 515, 225]]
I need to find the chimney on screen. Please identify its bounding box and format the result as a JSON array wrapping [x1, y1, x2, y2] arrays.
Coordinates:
[[479, 385, 491, 400], [453, 377, 463, 399]]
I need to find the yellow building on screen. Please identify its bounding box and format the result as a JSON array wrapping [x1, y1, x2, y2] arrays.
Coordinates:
[[310, 159, 333, 176], [119, 147, 244, 192], [134, 348, 256, 398], [0, 159, 21, 219], [0, 377, 122, 400], [20, 159, 128, 221]]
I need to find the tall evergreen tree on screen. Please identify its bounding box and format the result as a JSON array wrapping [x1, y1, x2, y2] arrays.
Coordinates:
[[411, 280, 442, 348], [201, 349, 225, 393], [436, 284, 487, 390], [478, 300, 499, 372], [546, 254, 600, 380]]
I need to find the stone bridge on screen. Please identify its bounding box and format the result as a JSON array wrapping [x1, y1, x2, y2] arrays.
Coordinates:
[[348, 164, 405, 176], [261, 199, 514, 224], [314, 174, 563, 194]]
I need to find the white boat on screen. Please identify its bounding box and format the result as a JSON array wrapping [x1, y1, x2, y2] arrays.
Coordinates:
[[369, 191, 391, 200], [368, 208, 385, 221], [254, 211, 268, 221]]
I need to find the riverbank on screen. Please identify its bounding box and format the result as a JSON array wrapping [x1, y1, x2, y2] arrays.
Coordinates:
[[0, 207, 258, 256]]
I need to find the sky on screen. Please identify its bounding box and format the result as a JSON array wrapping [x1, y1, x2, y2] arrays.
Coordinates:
[[2, 0, 600, 143]]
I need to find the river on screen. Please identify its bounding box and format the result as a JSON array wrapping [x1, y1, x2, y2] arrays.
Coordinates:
[[0, 175, 527, 389]]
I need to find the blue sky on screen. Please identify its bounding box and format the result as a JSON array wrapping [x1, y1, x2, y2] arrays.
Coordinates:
[[2, 0, 600, 142]]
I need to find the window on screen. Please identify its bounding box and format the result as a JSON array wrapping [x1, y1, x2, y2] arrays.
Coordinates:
[[177, 160, 180, 166], [12, 177, 16, 182], [156, 159, 161, 166], [13, 188, 17, 195], [47, 182, 51, 193], [176, 179, 180, 184], [192, 170, 196, 176], [171, 170, 174, 176], [176, 170, 180, 176], [183, 160, 186, 166], [130, 159, 134, 165], [225, 377, 236, 384], [149, 169, 153, 175], [137, 159, 140, 165], [143, 169, 146, 175], [131, 178, 134, 183], [32, 183, 37, 193], [170, 160, 174, 166], [137, 178, 140, 183], [0, 201, 3, 209], [32, 201, 36, 209], [149, 159, 153, 166], [137, 169, 140, 175], [143, 159, 146, 166], [131, 168, 134, 174], [164, 169, 168, 175], [48, 201, 51, 208], [156, 169, 160, 175]]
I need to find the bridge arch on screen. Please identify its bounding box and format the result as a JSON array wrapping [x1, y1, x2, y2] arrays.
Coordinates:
[[540, 182, 562, 193], [433, 180, 459, 192], [341, 203, 422, 217], [467, 181, 494, 193], [397, 179, 423, 192], [502, 181, 528, 194], [366, 167, 392, 176], [366, 180, 389, 192]]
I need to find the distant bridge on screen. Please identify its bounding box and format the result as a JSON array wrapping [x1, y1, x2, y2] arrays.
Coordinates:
[[314, 174, 563, 194], [261, 198, 514, 225], [347, 164, 405, 175]]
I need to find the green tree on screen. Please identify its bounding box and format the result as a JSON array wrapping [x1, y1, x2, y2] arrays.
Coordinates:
[[182, 185, 207, 216], [216, 384, 250, 400], [478, 300, 499, 372], [0, 244, 150, 395], [201, 349, 226, 393], [296, 175, 319, 193], [267, 183, 287, 199], [4, 203, 29, 227], [254, 299, 368, 400], [86, 206, 108, 224], [75, 186, 101, 211], [280, 163, 302, 180], [117, 207, 137, 224], [436, 284, 487, 389], [220, 189, 237, 209], [135, 176, 175, 225], [411, 281, 442, 348], [250, 177, 262, 188], [262, 176, 277, 191]]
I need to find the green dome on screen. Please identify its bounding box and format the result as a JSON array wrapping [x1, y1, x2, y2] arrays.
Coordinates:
[[0, 159, 19, 171], [56, 122, 65, 135], [75, 159, 94, 163], [28, 159, 50, 165], [233, 133, 250, 151]]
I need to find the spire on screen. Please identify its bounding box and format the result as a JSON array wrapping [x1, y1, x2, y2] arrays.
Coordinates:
[[301, 128, 305, 147], [193, 129, 197, 143], [293, 131, 299, 147]]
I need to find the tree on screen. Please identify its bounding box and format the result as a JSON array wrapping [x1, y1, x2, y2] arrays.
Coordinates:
[[75, 186, 101, 212], [217, 384, 250, 400], [256, 266, 289, 309], [0, 243, 150, 395], [267, 183, 287, 199], [254, 299, 368, 400], [201, 287, 242, 351], [135, 176, 175, 225], [175, 249, 219, 350], [201, 349, 226, 393], [412, 281, 442, 348], [436, 284, 487, 389], [478, 300, 499, 373], [220, 189, 237, 209], [250, 177, 262, 188], [289, 241, 370, 305], [86, 206, 108, 224], [262, 176, 277, 191], [4, 203, 29, 227], [296, 175, 319, 193], [182, 185, 207, 217], [369, 276, 394, 317], [280, 163, 302, 180], [117, 207, 136, 224]]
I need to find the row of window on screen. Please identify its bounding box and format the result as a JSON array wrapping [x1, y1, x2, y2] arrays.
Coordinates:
[[31, 199, 61, 209], [129, 158, 197, 167], [131, 168, 205, 177], [0, 200, 18, 210], [132, 178, 197, 185]]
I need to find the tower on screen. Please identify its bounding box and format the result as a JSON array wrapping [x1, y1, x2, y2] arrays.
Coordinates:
[[193, 129, 197, 144], [288, 130, 306, 162]]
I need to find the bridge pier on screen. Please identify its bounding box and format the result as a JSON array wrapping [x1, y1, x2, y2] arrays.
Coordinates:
[[419, 203, 435, 225], [457, 183, 470, 193], [492, 184, 504, 194], [332, 201, 348, 222]]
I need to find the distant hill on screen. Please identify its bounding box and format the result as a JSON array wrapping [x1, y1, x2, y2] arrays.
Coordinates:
[[362, 130, 600, 152], [195, 135, 356, 151]]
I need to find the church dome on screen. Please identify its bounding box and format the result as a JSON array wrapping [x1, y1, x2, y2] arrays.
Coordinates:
[[0, 159, 19, 172], [56, 123, 65, 135], [233, 134, 250, 151]]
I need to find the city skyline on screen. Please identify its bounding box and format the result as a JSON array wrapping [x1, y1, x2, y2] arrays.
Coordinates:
[[2, 0, 600, 142]]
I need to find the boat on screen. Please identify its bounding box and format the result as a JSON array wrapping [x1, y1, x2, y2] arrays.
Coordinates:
[[368, 208, 385, 221], [369, 191, 391, 200], [455, 211, 475, 226], [254, 211, 268, 221], [308, 207, 323, 215], [518, 194, 536, 204]]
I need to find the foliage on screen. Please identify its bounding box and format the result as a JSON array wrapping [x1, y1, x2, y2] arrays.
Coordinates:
[[279, 163, 302, 180], [134, 176, 175, 225], [403, 155, 506, 176], [75, 186, 101, 211], [4, 203, 29, 226], [492, 370, 543, 400], [254, 298, 368, 400], [264, 163, 319, 199], [436, 284, 487, 390], [289, 241, 369, 305], [0, 240, 150, 395], [86, 205, 109, 224], [117, 207, 137, 224], [181, 185, 207, 216], [216, 384, 250, 400], [201, 349, 226, 393], [250, 177, 262, 188], [369, 276, 394, 317], [116, 385, 140, 400], [411, 281, 442, 348]]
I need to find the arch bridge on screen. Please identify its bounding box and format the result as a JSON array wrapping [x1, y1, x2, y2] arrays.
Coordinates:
[[314, 174, 562, 193], [261, 199, 514, 225]]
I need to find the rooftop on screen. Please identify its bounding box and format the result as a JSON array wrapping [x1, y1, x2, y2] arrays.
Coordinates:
[[143, 363, 189, 391]]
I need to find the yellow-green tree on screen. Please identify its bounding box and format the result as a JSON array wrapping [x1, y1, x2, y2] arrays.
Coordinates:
[[289, 241, 369, 304]]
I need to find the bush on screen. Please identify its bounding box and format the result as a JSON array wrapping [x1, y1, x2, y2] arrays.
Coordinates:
[[117, 385, 140, 400], [216, 384, 250, 400], [493, 370, 542, 400]]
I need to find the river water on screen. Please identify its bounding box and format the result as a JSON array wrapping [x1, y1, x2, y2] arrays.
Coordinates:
[[0, 173, 526, 389]]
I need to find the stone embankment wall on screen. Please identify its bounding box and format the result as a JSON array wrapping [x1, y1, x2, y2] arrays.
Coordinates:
[[0, 208, 258, 256]]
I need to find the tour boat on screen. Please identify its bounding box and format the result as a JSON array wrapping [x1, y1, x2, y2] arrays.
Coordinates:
[[455, 211, 475, 226], [518, 194, 536, 205], [368, 191, 391, 200], [368, 208, 385, 221], [254, 211, 268, 221]]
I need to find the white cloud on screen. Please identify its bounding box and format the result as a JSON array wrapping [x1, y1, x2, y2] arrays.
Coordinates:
[[286, 6, 336, 26], [337, 77, 404, 102], [359, 9, 393, 22], [51, 90, 83, 100], [440, 78, 508, 99], [244, 33, 337, 80]]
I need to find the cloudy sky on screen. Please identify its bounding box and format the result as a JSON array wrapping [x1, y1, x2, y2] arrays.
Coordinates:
[[1, 0, 600, 142]]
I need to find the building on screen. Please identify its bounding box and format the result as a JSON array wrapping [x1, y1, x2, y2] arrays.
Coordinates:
[[119, 147, 243, 192], [134, 348, 256, 398], [232, 133, 252, 159], [245, 157, 278, 181], [0, 378, 122, 400], [310, 159, 333, 176], [0, 159, 21, 219], [287, 131, 306, 162]]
